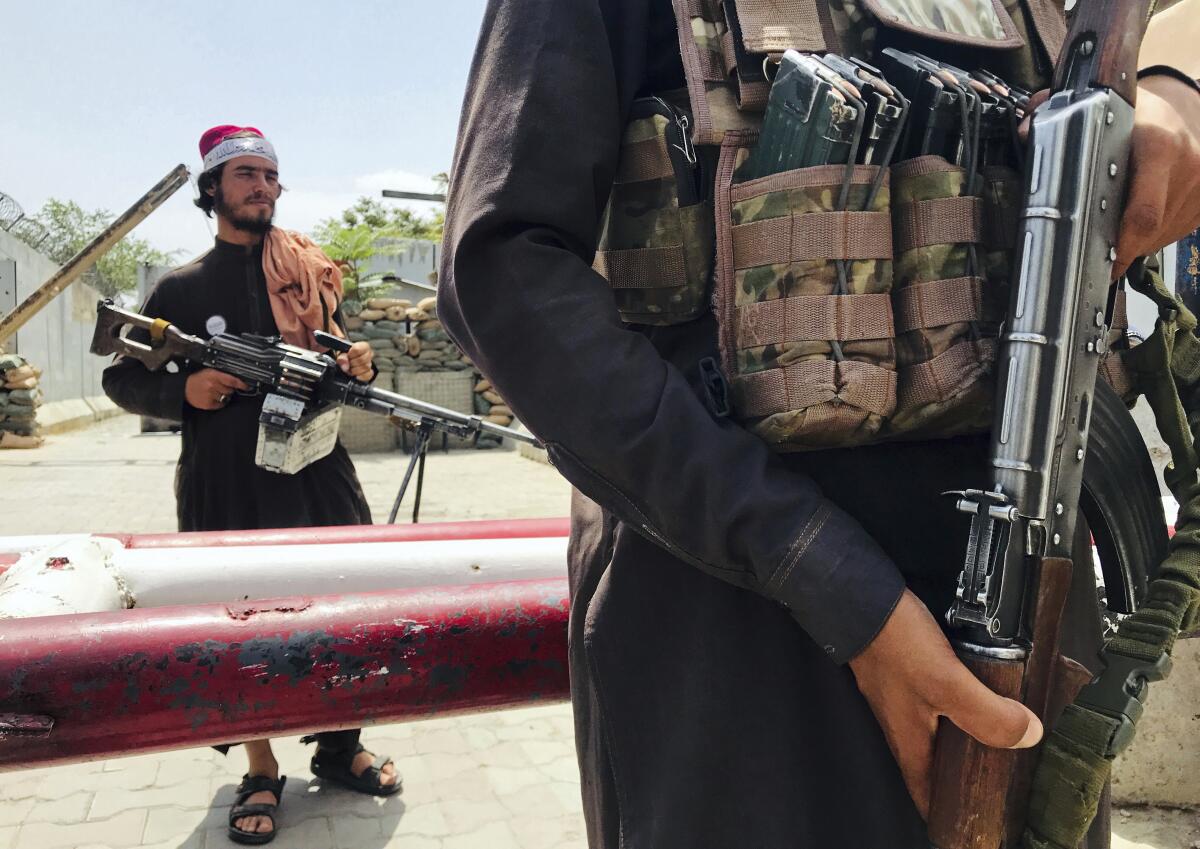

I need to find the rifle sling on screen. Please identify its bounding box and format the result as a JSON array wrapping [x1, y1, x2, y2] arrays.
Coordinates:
[[1022, 267, 1200, 849]]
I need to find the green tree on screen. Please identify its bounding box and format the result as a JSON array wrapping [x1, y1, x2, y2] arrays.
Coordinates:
[[24, 199, 175, 297], [313, 192, 445, 299]]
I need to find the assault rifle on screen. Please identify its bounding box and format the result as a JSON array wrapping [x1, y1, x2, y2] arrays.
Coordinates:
[[91, 300, 538, 522], [927, 2, 1161, 848]]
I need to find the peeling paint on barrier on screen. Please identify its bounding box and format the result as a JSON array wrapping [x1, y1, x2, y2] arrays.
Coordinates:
[[0, 579, 569, 770]]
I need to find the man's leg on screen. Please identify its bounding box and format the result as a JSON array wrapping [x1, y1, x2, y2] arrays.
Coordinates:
[[311, 729, 399, 789], [234, 739, 280, 836]]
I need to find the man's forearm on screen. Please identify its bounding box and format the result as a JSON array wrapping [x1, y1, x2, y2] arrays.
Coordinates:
[[102, 358, 187, 422]]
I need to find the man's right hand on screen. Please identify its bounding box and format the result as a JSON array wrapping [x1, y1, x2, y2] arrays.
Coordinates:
[[848, 589, 1043, 820], [185, 368, 248, 411]]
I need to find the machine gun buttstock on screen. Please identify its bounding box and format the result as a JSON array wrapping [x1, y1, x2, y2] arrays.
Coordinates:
[[89, 299, 201, 370]]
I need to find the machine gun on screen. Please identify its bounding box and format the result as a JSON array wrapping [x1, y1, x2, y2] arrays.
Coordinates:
[[91, 300, 538, 522], [927, 1, 1165, 848]]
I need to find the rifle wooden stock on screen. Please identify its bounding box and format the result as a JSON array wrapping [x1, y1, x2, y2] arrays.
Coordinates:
[[928, 654, 1023, 849], [929, 558, 1075, 849], [1051, 0, 1156, 105]]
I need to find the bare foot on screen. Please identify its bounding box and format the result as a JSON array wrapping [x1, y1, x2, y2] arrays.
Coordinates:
[[234, 780, 280, 835], [351, 749, 398, 788]]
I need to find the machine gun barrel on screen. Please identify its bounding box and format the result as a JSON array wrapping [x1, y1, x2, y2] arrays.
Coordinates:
[[336, 382, 535, 444]]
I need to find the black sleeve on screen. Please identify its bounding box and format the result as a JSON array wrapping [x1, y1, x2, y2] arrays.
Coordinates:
[[437, 0, 905, 663], [101, 281, 189, 422]]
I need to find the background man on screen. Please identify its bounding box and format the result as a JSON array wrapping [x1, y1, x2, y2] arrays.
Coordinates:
[[103, 125, 400, 844]]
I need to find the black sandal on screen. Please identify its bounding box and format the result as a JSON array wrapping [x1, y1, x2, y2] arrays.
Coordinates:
[[307, 740, 401, 797], [228, 774, 286, 845]]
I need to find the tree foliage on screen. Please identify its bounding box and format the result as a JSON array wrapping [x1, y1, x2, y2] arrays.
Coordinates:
[[312, 189, 445, 299], [24, 199, 174, 297]]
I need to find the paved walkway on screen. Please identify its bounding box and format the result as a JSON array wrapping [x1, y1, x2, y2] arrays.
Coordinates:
[[0, 416, 1193, 848]]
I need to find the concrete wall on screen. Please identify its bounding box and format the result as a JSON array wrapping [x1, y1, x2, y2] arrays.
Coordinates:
[[0, 229, 111, 422], [364, 237, 438, 286]]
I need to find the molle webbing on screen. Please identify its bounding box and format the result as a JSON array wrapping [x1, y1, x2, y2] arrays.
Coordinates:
[[615, 135, 677, 183], [733, 358, 897, 418], [893, 276, 984, 333], [715, 133, 898, 448], [736, 293, 893, 347], [595, 247, 690, 290], [593, 105, 714, 325], [887, 154, 994, 438], [731, 210, 893, 264], [893, 196, 983, 252]]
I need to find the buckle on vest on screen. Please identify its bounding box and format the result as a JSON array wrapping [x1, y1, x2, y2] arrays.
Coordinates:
[[699, 357, 732, 419], [1075, 648, 1172, 757]]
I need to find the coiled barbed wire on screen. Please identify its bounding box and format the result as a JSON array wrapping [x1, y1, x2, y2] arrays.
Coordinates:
[[0, 190, 24, 230], [0, 190, 50, 248]]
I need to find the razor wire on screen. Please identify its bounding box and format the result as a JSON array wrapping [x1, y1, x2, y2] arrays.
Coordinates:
[[0, 190, 49, 249]]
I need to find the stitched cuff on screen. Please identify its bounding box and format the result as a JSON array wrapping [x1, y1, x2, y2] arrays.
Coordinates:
[[768, 501, 906, 665]]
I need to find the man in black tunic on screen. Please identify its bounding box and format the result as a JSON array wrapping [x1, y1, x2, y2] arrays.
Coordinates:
[[438, 2, 1200, 847], [103, 126, 399, 844]]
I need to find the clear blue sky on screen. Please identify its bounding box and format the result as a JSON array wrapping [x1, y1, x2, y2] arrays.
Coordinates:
[[0, 1, 489, 261]]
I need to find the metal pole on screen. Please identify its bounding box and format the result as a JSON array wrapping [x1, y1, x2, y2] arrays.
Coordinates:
[[0, 164, 190, 345], [0, 517, 572, 557], [381, 189, 446, 203], [0, 579, 569, 770]]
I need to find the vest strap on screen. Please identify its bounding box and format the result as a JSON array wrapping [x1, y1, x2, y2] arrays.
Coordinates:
[[615, 135, 676, 184], [898, 337, 996, 408], [594, 245, 689, 289], [732, 210, 893, 266], [737, 293, 893, 346], [734, 0, 830, 53], [732, 358, 897, 418], [894, 196, 983, 252], [731, 164, 887, 201], [894, 276, 984, 333]]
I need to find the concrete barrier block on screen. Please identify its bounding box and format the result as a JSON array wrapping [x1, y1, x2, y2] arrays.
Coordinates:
[[84, 395, 121, 420], [1112, 637, 1200, 806], [37, 399, 95, 434]]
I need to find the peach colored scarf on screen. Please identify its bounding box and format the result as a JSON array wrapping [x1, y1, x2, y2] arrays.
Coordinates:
[[262, 228, 345, 350]]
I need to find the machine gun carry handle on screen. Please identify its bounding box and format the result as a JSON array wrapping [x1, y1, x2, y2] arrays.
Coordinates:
[[313, 329, 352, 354]]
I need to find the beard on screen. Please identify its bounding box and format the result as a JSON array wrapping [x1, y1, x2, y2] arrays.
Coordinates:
[[214, 185, 275, 235]]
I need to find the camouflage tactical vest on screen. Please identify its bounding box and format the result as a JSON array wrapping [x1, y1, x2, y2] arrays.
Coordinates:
[[592, 0, 1141, 451]]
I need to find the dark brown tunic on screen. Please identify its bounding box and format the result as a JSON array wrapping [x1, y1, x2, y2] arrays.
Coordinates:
[[102, 237, 372, 532], [439, 3, 1107, 846]]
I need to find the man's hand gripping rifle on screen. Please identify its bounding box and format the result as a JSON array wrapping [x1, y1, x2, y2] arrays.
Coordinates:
[[91, 301, 538, 500], [927, 3, 1160, 848]]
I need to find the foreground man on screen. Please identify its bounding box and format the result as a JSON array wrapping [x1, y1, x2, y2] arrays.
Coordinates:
[[440, 1, 1200, 847], [103, 126, 399, 844]]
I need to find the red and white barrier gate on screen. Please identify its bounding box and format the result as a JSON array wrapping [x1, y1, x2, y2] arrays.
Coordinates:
[[0, 519, 572, 771]]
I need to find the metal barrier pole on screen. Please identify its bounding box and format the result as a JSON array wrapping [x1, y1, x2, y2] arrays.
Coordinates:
[[0, 579, 569, 771], [0, 164, 189, 345]]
